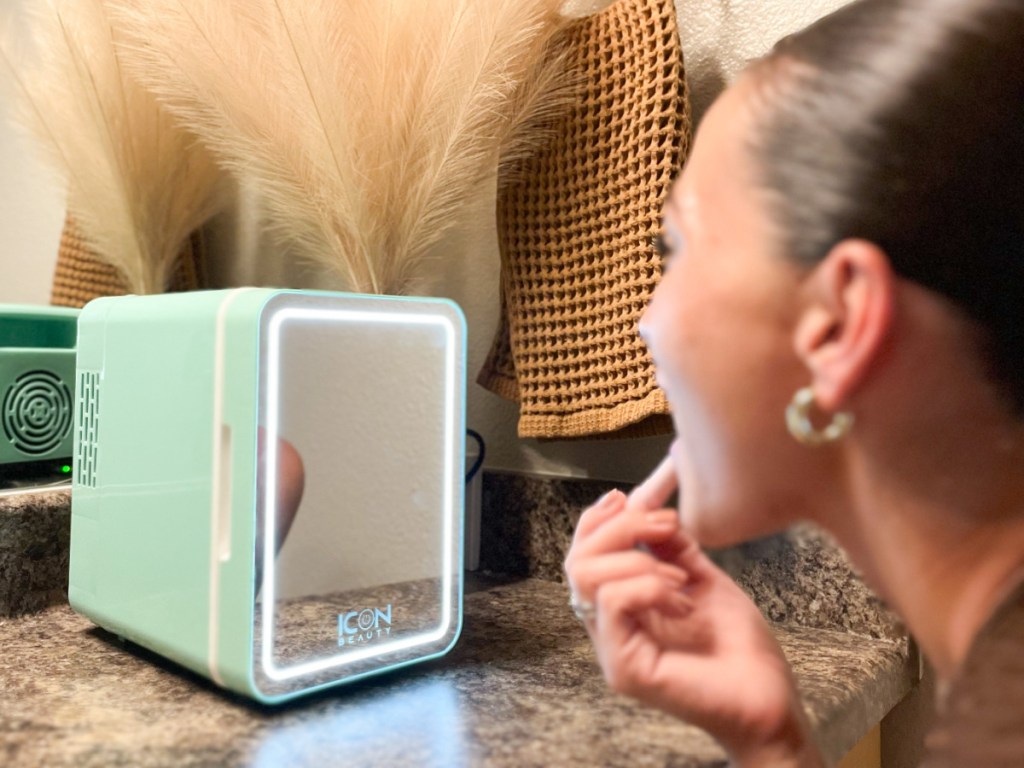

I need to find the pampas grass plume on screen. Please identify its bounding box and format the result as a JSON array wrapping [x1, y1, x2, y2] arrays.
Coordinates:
[[110, 0, 579, 295], [1, 0, 227, 294]]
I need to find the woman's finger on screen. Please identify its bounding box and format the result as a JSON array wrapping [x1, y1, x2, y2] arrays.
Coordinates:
[[571, 506, 680, 561], [596, 573, 695, 630], [645, 527, 719, 582], [627, 455, 679, 512], [573, 456, 677, 551], [593, 574, 695, 692], [572, 489, 628, 541], [567, 549, 689, 602]]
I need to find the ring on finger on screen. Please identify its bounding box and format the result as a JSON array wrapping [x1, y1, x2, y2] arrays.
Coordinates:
[[570, 592, 597, 623]]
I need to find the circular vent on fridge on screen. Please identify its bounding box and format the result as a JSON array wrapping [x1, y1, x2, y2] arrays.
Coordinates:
[[2, 370, 73, 456]]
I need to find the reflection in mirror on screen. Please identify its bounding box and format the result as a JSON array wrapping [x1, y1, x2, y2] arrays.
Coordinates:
[[253, 429, 304, 588], [251, 293, 462, 698]]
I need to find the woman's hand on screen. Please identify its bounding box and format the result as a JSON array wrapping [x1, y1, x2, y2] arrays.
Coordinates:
[[564, 457, 823, 767]]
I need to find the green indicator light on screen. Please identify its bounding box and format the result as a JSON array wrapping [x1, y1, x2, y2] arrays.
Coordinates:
[[62, 465, 71, 474]]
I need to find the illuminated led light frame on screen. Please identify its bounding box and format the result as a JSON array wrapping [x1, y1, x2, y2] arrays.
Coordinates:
[[260, 304, 459, 684]]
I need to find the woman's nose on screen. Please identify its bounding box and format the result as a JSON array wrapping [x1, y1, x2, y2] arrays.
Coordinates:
[[638, 291, 660, 347]]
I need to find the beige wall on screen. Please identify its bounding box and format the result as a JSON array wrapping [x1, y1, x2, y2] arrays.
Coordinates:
[[0, 0, 64, 307], [0, 0, 852, 482]]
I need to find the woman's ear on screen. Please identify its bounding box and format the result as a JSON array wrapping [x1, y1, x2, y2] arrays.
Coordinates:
[[793, 239, 896, 411]]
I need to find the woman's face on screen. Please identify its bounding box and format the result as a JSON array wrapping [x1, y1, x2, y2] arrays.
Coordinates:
[[640, 76, 828, 547]]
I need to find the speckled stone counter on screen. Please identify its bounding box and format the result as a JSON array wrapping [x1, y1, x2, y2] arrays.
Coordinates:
[[1, 479, 918, 765], [0, 488, 70, 617], [480, 472, 902, 640], [4, 478, 898, 639], [0, 576, 914, 767]]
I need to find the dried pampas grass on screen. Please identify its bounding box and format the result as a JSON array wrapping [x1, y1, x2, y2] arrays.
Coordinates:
[[0, 0, 227, 295], [110, 0, 579, 295]]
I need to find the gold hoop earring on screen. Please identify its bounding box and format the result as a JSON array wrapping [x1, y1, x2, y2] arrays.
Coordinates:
[[785, 386, 853, 446]]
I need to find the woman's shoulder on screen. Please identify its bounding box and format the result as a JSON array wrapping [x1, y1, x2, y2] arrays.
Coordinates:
[[924, 580, 1024, 766]]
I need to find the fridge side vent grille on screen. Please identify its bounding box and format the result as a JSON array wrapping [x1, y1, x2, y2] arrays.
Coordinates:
[[76, 371, 100, 487]]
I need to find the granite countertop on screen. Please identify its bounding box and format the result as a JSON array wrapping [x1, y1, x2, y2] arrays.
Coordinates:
[[1, 575, 915, 768]]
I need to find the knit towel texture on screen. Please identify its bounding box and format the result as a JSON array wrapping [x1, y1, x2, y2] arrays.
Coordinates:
[[478, 0, 691, 440]]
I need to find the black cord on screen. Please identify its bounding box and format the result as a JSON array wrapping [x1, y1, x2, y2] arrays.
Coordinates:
[[465, 429, 485, 483]]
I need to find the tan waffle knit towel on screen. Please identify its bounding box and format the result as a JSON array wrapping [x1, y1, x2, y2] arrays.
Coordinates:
[[478, 0, 691, 439], [50, 216, 206, 308]]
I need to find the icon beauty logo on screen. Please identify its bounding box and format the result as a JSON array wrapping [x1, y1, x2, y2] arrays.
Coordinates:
[[338, 604, 393, 646]]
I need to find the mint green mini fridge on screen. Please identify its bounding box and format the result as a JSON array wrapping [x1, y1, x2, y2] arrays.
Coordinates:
[[68, 289, 466, 703]]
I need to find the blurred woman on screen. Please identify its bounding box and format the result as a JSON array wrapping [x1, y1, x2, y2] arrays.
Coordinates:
[[564, 1, 1024, 764]]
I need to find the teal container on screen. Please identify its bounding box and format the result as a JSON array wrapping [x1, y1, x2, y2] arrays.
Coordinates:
[[69, 289, 466, 702], [0, 305, 79, 474]]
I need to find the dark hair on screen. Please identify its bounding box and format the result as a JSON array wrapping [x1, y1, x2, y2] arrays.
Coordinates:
[[748, 0, 1024, 414]]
